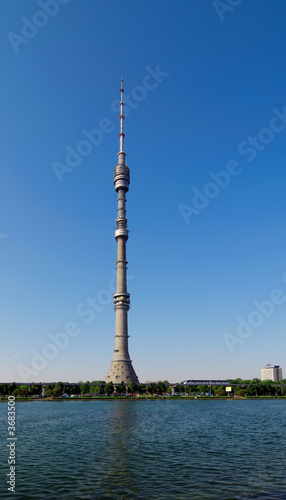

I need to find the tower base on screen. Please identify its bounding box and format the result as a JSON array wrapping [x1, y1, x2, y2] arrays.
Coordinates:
[[105, 360, 139, 385]]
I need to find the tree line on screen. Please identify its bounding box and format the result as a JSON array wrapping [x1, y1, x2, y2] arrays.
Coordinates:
[[0, 380, 170, 397], [1, 378, 285, 397], [228, 378, 286, 397]]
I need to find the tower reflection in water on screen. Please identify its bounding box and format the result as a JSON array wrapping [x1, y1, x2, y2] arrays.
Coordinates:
[[102, 402, 141, 499]]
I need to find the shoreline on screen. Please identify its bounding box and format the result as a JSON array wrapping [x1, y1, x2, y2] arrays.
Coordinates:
[[1, 396, 286, 402]]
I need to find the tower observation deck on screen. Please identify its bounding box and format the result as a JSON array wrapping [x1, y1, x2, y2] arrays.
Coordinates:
[[105, 79, 139, 385]]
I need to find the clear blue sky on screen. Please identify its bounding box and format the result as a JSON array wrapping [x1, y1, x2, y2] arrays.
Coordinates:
[[1, 0, 286, 383]]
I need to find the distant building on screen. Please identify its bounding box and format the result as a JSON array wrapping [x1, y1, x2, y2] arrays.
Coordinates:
[[261, 364, 283, 381], [182, 380, 230, 386]]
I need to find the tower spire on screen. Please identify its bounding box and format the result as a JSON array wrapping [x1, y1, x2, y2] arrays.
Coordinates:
[[119, 78, 125, 154], [105, 79, 139, 386]]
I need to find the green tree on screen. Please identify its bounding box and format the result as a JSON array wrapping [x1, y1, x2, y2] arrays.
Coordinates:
[[147, 383, 157, 395], [80, 382, 90, 395], [262, 382, 271, 395], [138, 383, 147, 395], [229, 378, 243, 385], [90, 381, 105, 394], [275, 385, 282, 396], [30, 385, 40, 395], [8, 383, 17, 395], [69, 385, 79, 395], [213, 385, 226, 397], [176, 384, 185, 394], [191, 385, 199, 394], [128, 382, 138, 394], [96, 385, 105, 395], [245, 383, 257, 396], [45, 390, 52, 397], [264, 383, 276, 396], [105, 382, 114, 396], [255, 383, 264, 396], [0, 384, 8, 396], [197, 385, 207, 395], [156, 381, 166, 395], [184, 386, 193, 396], [233, 384, 242, 395], [116, 383, 126, 394], [236, 387, 246, 397], [19, 385, 29, 396], [61, 385, 71, 395], [52, 382, 64, 397]]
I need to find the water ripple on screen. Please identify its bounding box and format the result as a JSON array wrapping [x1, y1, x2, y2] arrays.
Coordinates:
[[0, 400, 285, 499]]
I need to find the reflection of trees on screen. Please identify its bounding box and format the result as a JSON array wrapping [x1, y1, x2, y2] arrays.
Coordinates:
[[102, 402, 141, 498]]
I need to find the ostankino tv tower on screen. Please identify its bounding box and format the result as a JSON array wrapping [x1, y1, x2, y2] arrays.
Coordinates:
[[105, 79, 139, 385]]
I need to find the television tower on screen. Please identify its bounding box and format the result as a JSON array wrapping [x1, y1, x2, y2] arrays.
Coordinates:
[[105, 79, 139, 385]]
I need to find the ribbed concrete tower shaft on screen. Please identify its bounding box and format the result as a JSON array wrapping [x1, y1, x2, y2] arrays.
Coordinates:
[[105, 79, 139, 385]]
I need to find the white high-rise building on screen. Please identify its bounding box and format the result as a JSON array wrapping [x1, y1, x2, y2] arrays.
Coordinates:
[[261, 364, 283, 381]]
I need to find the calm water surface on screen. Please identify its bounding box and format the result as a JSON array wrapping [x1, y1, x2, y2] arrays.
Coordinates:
[[0, 399, 285, 499]]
